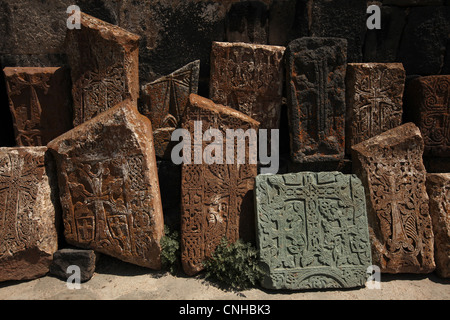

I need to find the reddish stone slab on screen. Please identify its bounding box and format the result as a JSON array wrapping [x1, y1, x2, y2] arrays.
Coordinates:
[[405, 75, 450, 157], [47, 100, 164, 269], [0, 147, 59, 282], [140, 60, 200, 159], [3, 67, 73, 146], [210, 41, 284, 131], [426, 173, 450, 278], [345, 63, 406, 155], [65, 12, 140, 127], [180, 94, 259, 276], [352, 123, 435, 274]]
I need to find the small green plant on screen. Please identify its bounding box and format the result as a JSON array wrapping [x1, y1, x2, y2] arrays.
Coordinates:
[[160, 225, 181, 275], [202, 237, 264, 291]]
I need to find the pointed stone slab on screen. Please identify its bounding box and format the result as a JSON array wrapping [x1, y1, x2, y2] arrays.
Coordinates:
[[285, 37, 347, 164], [65, 12, 140, 127], [210, 41, 285, 131], [255, 171, 372, 290], [140, 60, 200, 159], [352, 123, 435, 274], [345, 63, 406, 155], [0, 147, 59, 282], [3, 67, 73, 146], [426, 173, 450, 278], [180, 94, 259, 276], [47, 100, 164, 270]]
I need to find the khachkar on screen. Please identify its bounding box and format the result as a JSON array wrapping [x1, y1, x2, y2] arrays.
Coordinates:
[[3, 67, 73, 146], [0, 147, 59, 282], [180, 94, 260, 276], [426, 173, 450, 278], [352, 123, 435, 274], [65, 12, 140, 127], [285, 37, 347, 163], [209, 41, 285, 131], [405, 75, 450, 157], [140, 60, 200, 159], [255, 172, 372, 290], [47, 100, 164, 269], [345, 63, 406, 155]]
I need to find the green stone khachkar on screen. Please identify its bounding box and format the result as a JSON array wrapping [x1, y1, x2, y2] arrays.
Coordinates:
[[255, 172, 372, 290]]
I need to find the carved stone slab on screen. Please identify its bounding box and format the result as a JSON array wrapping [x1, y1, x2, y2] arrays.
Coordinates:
[[405, 75, 450, 157], [180, 94, 259, 276], [140, 60, 200, 159], [285, 37, 347, 163], [0, 147, 58, 282], [210, 41, 284, 131], [255, 172, 372, 290], [345, 63, 406, 155], [65, 12, 140, 127], [352, 123, 435, 274], [47, 100, 164, 270], [3, 67, 73, 146], [426, 173, 450, 278]]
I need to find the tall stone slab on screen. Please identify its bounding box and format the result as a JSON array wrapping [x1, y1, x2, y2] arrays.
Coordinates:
[[210, 41, 284, 131], [140, 60, 200, 159], [0, 147, 59, 282], [65, 12, 140, 127], [255, 172, 372, 290], [352, 123, 435, 274], [285, 37, 347, 164], [405, 75, 450, 157], [3, 67, 73, 146], [180, 94, 259, 276], [47, 100, 164, 270], [345, 63, 406, 155], [426, 173, 450, 278]]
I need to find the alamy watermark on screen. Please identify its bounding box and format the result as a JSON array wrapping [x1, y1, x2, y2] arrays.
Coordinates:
[[66, 265, 81, 290], [66, 5, 81, 30]]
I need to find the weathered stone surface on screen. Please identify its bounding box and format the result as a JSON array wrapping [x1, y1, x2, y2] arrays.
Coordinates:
[[345, 63, 406, 155], [140, 61, 200, 159], [47, 100, 164, 270], [3, 67, 73, 146], [0, 147, 59, 282], [226, 1, 268, 44], [65, 12, 140, 127], [352, 123, 435, 274], [255, 171, 372, 290], [50, 248, 99, 282], [405, 75, 450, 157], [426, 173, 450, 278], [285, 37, 347, 164], [180, 94, 259, 276], [210, 41, 284, 131], [383, 0, 444, 6], [267, 0, 299, 46]]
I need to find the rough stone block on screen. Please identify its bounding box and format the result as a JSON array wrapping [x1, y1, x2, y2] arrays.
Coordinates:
[[3, 67, 73, 146], [285, 37, 347, 164], [50, 248, 99, 283], [255, 171, 372, 290], [0, 147, 59, 282], [345, 63, 406, 155], [352, 123, 435, 274], [47, 100, 164, 270]]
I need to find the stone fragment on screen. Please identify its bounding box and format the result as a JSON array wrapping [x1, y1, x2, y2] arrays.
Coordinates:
[[255, 171, 372, 290], [426, 173, 450, 278], [352, 123, 435, 274], [345, 63, 406, 155], [65, 12, 140, 127], [50, 248, 99, 282], [0, 146, 59, 282], [47, 100, 164, 270], [3, 67, 73, 146], [180, 94, 259, 276], [210, 41, 284, 131], [285, 37, 347, 164], [140, 61, 200, 159], [404, 75, 450, 157]]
